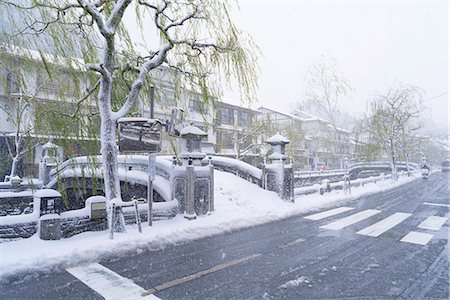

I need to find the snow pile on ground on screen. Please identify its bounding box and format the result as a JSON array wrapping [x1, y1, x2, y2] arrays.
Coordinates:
[[0, 171, 419, 280], [278, 276, 311, 289]]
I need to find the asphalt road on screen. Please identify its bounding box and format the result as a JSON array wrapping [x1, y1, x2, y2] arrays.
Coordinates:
[[1, 172, 449, 299]]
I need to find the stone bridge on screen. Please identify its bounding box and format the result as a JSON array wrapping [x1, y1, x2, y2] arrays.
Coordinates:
[[46, 154, 265, 210], [48, 154, 417, 210]]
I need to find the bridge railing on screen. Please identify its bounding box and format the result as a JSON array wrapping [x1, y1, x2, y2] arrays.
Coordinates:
[[49, 155, 173, 182], [203, 156, 263, 186]]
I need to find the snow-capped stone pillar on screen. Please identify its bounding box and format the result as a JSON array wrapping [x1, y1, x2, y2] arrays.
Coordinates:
[[263, 133, 294, 202], [171, 125, 214, 219]]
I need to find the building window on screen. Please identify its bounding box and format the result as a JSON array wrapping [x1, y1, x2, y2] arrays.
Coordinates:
[[219, 107, 234, 125], [6, 71, 19, 94], [216, 129, 234, 149], [238, 110, 252, 127], [189, 99, 207, 114], [36, 69, 78, 97]]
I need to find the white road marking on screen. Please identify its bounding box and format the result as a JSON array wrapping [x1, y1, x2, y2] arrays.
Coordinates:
[[320, 209, 382, 231], [356, 212, 412, 237], [66, 263, 159, 299], [418, 216, 448, 231], [279, 238, 306, 249], [142, 254, 261, 296], [400, 231, 433, 246], [304, 207, 354, 220], [422, 202, 450, 208]]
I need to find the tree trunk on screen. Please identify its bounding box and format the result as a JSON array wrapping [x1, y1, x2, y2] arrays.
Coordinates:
[[390, 148, 398, 181], [403, 148, 411, 177], [9, 155, 19, 179], [100, 117, 126, 233]]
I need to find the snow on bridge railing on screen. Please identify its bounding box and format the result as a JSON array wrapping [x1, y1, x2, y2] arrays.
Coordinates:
[[294, 169, 345, 178], [49, 155, 174, 181], [203, 156, 263, 185]]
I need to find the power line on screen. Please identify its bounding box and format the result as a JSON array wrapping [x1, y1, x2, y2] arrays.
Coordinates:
[[423, 91, 449, 103]]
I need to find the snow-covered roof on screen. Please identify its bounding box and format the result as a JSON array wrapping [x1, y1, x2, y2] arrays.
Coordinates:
[[117, 117, 160, 123], [1, 44, 85, 70], [180, 125, 207, 136], [1, 132, 99, 141], [298, 111, 329, 123], [266, 133, 290, 144], [42, 141, 58, 149], [258, 106, 306, 122], [327, 124, 350, 133]]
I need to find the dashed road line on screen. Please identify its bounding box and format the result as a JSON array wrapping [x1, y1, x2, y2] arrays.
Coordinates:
[[418, 216, 448, 231], [400, 231, 434, 246], [279, 238, 306, 249], [422, 202, 450, 208], [320, 209, 381, 231], [66, 262, 159, 299], [304, 207, 354, 221], [357, 212, 412, 237], [142, 253, 261, 296]]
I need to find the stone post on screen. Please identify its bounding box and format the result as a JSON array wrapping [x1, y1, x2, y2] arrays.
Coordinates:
[[185, 164, 196, 220]]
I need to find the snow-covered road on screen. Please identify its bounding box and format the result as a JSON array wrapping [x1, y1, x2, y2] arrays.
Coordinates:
[[1, 170, 421, 280]]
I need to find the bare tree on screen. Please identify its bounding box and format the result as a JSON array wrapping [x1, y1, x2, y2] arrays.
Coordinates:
[[297, 57, 353, 168], [363, 83, 423, 179], [301, 57, 352, 130], [0, 90, 33, 181], [2, 0, 258, 231]]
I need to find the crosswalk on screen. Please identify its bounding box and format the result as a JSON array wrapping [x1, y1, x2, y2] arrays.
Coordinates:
[[305, 206, 448, 246], [66, 263, 160, 300]]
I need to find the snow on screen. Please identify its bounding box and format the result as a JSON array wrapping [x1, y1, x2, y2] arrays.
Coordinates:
[[179, 125, 208, 136], [279, 276, 310, 289], [48, 163, 172, 202], [117, 117, 159, 123], [33, 189, 62, 198], [0, 171, 419, 279], [39, 213, 61, 221], [42, 141, 59, 149], [206, 155, 262, 179], [266, 133, 290, 144]]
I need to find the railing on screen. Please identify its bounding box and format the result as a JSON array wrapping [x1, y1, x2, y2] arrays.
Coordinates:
[[294, 171, 411, 197], [49, 155, 173, 181], [204, 156, 263, 186]]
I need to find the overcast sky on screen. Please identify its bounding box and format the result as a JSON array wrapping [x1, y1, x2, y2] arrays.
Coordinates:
[[223, 0, 448, 130]]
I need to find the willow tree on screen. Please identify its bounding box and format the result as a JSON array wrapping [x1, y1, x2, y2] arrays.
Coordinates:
[[1, 0, 258, 228]]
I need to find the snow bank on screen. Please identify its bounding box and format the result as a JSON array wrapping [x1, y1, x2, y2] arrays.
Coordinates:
[[0, 171, 419, 280]]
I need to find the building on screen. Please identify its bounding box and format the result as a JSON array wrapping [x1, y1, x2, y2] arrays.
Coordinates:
[[0, 45, 99, 179], [258, 107, 351, 170], [257, 107, 307, 169], [213, 101, 260, 163]]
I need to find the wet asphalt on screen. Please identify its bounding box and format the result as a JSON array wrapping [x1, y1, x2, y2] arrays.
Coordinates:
[[1, 172, 449, 300]]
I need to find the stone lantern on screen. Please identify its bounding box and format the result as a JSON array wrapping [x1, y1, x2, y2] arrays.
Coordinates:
[[171, 124, 214, 219], [267, 133, 290, 163], [39, 138, 59, 185], [42, 139, 59, 165], [263, 133, 294, 202], [178, 125, 208, 166]]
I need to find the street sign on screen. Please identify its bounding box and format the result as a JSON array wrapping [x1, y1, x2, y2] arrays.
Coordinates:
[[117, 118, 162, 153]]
